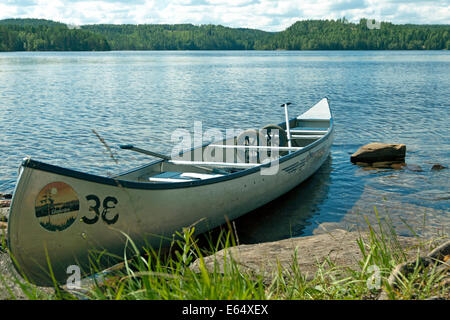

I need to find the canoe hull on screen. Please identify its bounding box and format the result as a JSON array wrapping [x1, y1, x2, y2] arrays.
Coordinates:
[[8, 100, 334, 286]]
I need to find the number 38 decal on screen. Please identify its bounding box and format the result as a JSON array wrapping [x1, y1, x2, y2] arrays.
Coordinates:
[[82, 195, 119, 225]]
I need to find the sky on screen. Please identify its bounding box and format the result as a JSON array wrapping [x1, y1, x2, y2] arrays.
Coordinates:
[[0, 0, 449, 31]]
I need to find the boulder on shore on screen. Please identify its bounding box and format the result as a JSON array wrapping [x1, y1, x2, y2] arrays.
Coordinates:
[[351, 143, 406, 164]]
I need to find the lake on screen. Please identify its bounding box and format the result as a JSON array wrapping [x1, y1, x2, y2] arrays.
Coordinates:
[[0, 51, 449, 242]]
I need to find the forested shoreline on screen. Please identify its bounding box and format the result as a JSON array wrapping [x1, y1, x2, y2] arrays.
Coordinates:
[[0, 18, 449, 51], [0, 19, 110, 51]]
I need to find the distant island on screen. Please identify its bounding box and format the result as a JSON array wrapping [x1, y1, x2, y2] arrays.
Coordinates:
[[0, 18, 449, 51]]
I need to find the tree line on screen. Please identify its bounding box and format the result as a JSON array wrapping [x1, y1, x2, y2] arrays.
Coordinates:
[[267, 19, 450, 50], [82, 24, 272, 50], [0, 19, 110, 51], [0, 18, 448, 51]]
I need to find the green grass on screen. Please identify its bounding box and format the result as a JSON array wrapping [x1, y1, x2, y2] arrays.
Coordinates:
[[2, 211, 449, 300]]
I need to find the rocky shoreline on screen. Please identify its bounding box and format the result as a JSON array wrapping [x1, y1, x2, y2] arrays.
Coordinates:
[[0, 197, 24, 300], [0, 198, 10, 239], [190, 229, 449, 299], [191, 229, 425, 281], [0, 196, 448, 299]]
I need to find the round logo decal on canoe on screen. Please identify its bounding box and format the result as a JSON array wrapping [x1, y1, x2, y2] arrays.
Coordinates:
[[35, 182, 80, 232]]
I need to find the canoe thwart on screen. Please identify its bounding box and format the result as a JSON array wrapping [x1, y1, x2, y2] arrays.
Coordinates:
[[168, 160, 262, 168], [291, 135, 323, 139], [208, 144, 303, 151]]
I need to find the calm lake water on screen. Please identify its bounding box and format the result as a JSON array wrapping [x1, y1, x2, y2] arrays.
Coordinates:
[[0, 51, 449, 242]]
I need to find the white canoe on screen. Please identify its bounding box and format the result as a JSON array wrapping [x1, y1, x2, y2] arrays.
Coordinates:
[[8, 98, 334, 286]]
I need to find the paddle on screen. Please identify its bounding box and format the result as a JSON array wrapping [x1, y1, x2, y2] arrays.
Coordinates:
[[119, 144, 227, 174]]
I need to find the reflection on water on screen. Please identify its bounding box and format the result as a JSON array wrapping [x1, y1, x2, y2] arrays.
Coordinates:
[[232, 156, 334, 244]]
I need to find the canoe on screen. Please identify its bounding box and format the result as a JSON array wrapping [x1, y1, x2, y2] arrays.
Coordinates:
[[8, 98, 334, 286]]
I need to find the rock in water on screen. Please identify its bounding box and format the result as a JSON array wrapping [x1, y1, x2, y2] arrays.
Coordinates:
[[0, 200, 11, 208], [406, 164, 423, 172], [351, 143, 406, 164], [431, 164, 447, 171], [372, 161, 406, 169], [390, 162, 407, 170]]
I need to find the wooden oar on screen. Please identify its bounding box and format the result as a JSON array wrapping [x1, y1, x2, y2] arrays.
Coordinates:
[[119, 144, 227, 174]]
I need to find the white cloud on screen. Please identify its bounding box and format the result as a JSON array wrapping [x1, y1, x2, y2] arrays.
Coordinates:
[[0, 0, 448, 31]]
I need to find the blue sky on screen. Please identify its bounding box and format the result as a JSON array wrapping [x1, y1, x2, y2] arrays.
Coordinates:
[[0, 0, 448, 31]]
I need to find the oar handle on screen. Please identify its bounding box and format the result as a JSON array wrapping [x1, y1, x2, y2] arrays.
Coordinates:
[[120, 144, 134, 150], [120, 145, 171, 160]]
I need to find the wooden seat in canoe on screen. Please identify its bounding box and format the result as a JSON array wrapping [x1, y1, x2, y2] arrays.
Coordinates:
[[290, 127, 328, 135]]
